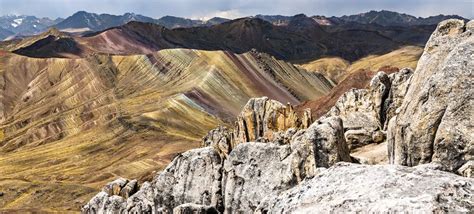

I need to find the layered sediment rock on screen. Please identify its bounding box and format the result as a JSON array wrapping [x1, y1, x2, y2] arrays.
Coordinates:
[[0, 49, 334, 211], [387, 19, 474, 172]]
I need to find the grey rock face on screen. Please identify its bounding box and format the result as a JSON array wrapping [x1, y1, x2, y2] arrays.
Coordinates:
[[222, 142, 294, 213], [304, 116, 352, 168], [82, 147, 223, 213], [387, 19, 474, 172], [289, 116, 352, 181], [325, 71, 391, 149], [82, 192, 126, 214], [256, 162, 474, 213], [383, 68, 414, 129], [222, 116, 351, 213], [458, 160, 474, 178]]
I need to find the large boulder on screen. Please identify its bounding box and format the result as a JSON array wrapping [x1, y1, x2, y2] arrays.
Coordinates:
[[256, 162, 474, 213], [388, 19, 474, 172], [222, 142, 295, 213], [325, 71, 391, 149], [82, 147, 224, 213]]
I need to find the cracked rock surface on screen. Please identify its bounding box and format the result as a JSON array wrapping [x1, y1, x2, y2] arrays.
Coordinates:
[[256, 162, 474, 213], [387, 19, 474, 172]]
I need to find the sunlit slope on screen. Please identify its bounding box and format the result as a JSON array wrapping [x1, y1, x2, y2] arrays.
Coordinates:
[[296, 57, 350, 84], [0, 49, 332, 211], [297, 46, 423, 83], [346, 46, 422, 74]]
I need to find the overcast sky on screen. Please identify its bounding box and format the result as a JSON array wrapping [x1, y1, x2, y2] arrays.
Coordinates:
[[0, 0, 472, 20]]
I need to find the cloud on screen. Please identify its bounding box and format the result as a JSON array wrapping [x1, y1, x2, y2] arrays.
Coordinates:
[[0, 0, 472, 19], [196, 9, 244, 20]]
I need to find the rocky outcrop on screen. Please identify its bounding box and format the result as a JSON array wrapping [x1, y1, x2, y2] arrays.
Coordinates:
[[234, 97, 300, 145], [101, 178, 139, 199], [202, 97, 314, 157], [202, 126, 233, 158], [257, 162, 474, 213], [222, 117, 351, 213], [222, 142, 294, 213], [387, 19, 473, 172], [83, 105, 351, 213], [324, 71, 394, 149], [82, 147, 224, 213], [383, 68, 414, 128]]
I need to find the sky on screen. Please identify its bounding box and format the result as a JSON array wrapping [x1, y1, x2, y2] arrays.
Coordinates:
[[0, 0, 472, 20]]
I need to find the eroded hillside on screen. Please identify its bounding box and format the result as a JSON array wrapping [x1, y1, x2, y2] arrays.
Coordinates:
[[0, 49, 332, 211]]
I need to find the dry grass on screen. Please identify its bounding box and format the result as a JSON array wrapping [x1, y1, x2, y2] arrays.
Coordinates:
[[296, 57, 349, 84], [346, 46, 423, 75], [297, 46, 423, 84]]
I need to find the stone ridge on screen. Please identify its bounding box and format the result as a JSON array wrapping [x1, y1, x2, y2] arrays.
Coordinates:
[[387, 19, 474, 173]]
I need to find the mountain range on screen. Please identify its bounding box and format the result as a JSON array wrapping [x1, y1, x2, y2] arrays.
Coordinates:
[[0, 7, 471, 212], [1, 14, 437, 62], [0, 10, 468, 40], [0, 15, 63, 39]]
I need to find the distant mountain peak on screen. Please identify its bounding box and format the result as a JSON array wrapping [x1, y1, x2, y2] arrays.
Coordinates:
[[338, 10, 467, 26]]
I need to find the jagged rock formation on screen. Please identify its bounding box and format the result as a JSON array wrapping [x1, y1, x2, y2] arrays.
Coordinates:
[[382, 68, 414, 128], [202, 126, 233, 158], [234, 97, 301, 145], [82, 100, 352, 213], [387, 19, 473, 172], [202, 97, 315, 158], [83, 147, 223, 213], [256, 162, 474, 213], [222, 116, 351, 213], [323, 70, 413, 150], [0, 49, 333, 211]]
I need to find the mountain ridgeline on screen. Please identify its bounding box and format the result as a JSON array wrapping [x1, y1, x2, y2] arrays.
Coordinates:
[[1, 12, 448, 62], [0, 10, 468, 41]]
